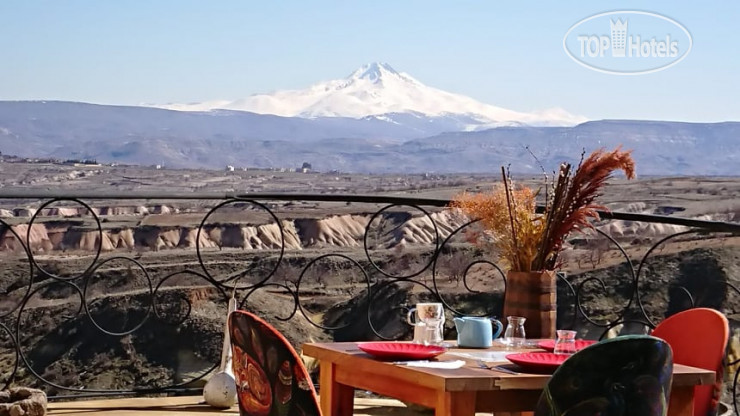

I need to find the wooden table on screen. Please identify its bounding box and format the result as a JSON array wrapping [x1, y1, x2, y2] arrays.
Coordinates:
[[302, 342, 716, 416]]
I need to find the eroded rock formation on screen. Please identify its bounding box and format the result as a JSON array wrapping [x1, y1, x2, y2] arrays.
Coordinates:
[[0, 213, 462, 254]]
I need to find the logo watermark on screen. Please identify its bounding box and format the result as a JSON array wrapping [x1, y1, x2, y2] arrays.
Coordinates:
[[563, 11, 692, 75]]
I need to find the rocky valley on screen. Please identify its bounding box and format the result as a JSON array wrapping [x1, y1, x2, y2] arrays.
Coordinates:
[[0, 161, 738, 404]]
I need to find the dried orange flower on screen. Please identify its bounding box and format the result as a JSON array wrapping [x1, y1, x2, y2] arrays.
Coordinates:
[[451, 182, 544, 272], [451, 147, 635, 272]]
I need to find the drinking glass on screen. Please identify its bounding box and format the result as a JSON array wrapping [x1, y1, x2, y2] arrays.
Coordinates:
[[503, 316, 526, 347], [553, 330, 577, 355], [407, 303, 445, 344], [422, 317, 444, 346]]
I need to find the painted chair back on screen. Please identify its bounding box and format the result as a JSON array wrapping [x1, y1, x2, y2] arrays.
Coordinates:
[[535, 335, 673, 416], [229, 310, 321, 416], [652, 308, 729, 416]]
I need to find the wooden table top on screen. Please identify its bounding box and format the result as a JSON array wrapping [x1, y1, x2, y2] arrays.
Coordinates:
[[302, 341, 716, 392]]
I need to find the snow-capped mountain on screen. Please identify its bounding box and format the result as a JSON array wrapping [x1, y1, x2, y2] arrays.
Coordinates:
[[154, 62, 586, 127], [2, 101, 739, 175]]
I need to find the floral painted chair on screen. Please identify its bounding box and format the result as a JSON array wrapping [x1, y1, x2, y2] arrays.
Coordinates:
[[229, 310, 321, 416], [535, 335, 673, 416]]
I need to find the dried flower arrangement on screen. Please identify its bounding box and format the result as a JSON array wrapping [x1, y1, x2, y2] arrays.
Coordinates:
[[451, 147, 636, 272]]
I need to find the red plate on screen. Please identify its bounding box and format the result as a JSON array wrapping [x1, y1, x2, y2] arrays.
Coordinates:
[[506, 352, 569, 373], [356, 342, 446, 360], [537, 339, 597, 353]]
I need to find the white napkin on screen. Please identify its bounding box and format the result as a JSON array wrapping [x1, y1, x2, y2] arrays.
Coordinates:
[[448, 351, 511, 362], [394, 360, 466, 369]]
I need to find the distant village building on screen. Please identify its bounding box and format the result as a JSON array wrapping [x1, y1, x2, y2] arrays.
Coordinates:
[[226, 165, 235, 171], [63, 158, 99, 166]]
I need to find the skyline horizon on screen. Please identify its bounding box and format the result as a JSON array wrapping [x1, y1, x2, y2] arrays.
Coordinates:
[[2, 2, 738, 123], [3, 60, 739, 125]]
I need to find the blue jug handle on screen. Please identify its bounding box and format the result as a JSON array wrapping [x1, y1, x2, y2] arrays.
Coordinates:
[[490, 318, 504, 339]]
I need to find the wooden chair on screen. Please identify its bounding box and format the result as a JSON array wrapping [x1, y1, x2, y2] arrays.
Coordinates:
[[651, 308, 729, 416], [229, 310, 321, 416], [534, 335, 673, 416]]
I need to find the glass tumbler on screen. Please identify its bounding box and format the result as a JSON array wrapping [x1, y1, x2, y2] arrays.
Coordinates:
[[422, 318, 443, 346], [503, 316, 526, 347], [554, 330, 577, 355]]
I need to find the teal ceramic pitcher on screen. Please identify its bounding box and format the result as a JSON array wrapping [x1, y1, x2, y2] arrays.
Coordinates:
[[453, 316, 504, 348]]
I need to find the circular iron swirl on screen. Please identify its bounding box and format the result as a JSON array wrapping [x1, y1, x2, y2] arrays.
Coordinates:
[[294, 253, 370, 331], [0, 219, 34, 319], [363, 204, 440, 279], [26, 198, 102, 281], [82, 256, 153, 336], [196, 198, 285, 287]]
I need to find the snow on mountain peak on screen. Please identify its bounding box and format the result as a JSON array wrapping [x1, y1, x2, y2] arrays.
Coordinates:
[[154, 63, 586, 127], [349, 62, 401, 83]]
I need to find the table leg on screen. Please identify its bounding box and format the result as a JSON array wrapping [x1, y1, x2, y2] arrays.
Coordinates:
[[435, 391, 476, 416], [319, 361, 354, 416], [668, 386, 694, 416]]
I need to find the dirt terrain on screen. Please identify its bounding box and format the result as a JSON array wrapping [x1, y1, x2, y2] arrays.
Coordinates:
[[0, 160, 739, 401]]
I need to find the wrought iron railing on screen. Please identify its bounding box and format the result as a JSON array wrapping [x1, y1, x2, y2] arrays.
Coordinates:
[[0, 191, 739, 410]]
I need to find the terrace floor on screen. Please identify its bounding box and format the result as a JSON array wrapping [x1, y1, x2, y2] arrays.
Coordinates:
[[46, 395, 445, 416]]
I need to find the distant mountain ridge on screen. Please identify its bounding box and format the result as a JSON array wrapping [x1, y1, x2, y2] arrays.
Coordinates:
[[153, 62, 586, 128], [0, 100, 738, 175]]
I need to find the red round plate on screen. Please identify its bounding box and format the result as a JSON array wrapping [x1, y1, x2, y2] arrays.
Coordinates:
[[506, 352, 569, 373], [357, 342, 446, 360], [537, 339, 597, 353]]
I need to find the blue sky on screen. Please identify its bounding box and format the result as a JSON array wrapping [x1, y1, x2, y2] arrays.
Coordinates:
[[1, 1, 738, 122]]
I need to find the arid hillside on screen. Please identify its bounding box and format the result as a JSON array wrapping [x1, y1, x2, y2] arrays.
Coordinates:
[[0, 161, 738, 400]]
